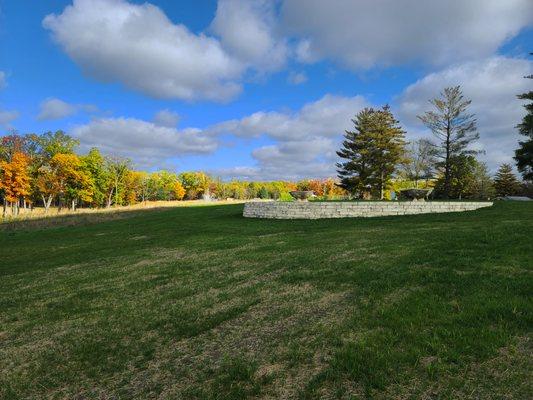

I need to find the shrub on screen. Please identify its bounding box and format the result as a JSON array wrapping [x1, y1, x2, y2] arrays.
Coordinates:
[[278, 192, 294, 202]]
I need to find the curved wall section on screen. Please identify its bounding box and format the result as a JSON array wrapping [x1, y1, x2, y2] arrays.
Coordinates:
[[243, 201, 492, 219]]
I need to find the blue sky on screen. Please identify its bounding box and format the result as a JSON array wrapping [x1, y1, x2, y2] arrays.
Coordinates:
[[1, 0, 532, 180]]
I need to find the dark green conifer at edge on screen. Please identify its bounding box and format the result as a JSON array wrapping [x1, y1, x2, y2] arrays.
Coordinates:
[[514, 53, 533, 181]]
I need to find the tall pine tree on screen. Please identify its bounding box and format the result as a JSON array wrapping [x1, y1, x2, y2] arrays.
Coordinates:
[[418, 86, 479, 198], [514, 55, 533, 181], [494, 163, 520, 197], [337, 106, 406, 199]]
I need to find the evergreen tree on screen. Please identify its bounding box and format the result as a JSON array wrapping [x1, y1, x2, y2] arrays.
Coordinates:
[[514, 56, 533, 181], [368, 106, 407, 199], [418, 86, 479, 198], [337, 106, 406, 198], [494, 163, 520, 197], [337, 108, 374, 196]]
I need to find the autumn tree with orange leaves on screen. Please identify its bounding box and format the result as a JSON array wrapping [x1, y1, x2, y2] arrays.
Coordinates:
[[0, 152, 31, 216]]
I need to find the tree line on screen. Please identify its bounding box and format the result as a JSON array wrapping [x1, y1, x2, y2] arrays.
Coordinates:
[[2, 74, 531, 215], [0, 131, 347, 216], [337, 84, 532, 200]]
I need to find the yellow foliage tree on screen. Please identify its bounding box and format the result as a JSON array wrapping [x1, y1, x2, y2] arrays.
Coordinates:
[[173, 181, 186, 200], [0, 152, 31, 215], [36, 153, 93, 211]]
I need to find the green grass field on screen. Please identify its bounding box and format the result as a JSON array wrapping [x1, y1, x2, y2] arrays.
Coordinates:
[[1, 202, 532, 399]]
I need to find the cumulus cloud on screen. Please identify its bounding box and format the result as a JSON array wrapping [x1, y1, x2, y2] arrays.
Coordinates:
[[37, 98, 77, 120], [37, 97, 98, 120], [153, 109, 180, 128], [397, 56, 533, 170], [212, 94, 369, 141], [211, 0, 288, 72], [210, 94, 370, 180], [43, 0, 244, 102], [72, 117, 217, 167], [65, 93, 369, 175], [0, 72, 17, 128], [287, 71, 307, 85], [282, 0, 533, 69], [0, 109, 19, 128]]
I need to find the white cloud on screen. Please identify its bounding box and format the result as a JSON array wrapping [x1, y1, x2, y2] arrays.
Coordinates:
[[66, 94, 368, 176], [37, 97, 98, 120], [211, 0, 288, 72], [43, 0, 244, 102], [37, 98, 77, 120], [210, 94, 370, 180], [72, 117, 217, 167], [397, 56, 533, 170], [287, 71, 307, 85], [0, 72, 17, 128], [282, 0, 533, 69], [153, 109, 180, 128], [212, 94, 369, 141], [0, 109, 19, 128]]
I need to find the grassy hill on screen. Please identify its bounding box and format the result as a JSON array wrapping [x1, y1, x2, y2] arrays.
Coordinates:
[[1, 202, 532, 399]]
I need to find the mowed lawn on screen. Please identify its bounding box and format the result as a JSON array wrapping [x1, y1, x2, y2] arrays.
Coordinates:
[[1, 202, 532, 399]]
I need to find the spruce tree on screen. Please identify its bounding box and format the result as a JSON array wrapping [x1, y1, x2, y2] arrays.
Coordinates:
[[494, 163, 520, 197], [367, 106, 407, 199], [337, 108, 375, 196], [514, 56, 533, 181], [337, 106, 406, 198], [418, 86, 479, 198]]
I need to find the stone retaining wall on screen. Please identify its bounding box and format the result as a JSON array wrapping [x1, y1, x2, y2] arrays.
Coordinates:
[[243, 201, 492, 219]]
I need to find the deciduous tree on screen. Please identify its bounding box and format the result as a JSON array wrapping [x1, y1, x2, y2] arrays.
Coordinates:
[[402, 138, 436, 188], [468, 161, 495, 200], [179, 171, 210, 199], [173, 180, 186, 200], [81, 148, 108, 207], [35, 153, 93, 211], [0, 152, 31, 216], [105, 157, 131, 207]]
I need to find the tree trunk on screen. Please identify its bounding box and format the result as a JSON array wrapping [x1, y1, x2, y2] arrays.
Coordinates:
[[114, 177, 119, 206], [444, 121, 451, 199], [2, 197, 7, 219], [106, 188, 114, 208], [42, 194, 53, 213], [380, 171, 384, 200]]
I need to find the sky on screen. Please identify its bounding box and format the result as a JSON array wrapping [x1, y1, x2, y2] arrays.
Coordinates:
[[0, 0, 532, 181]]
